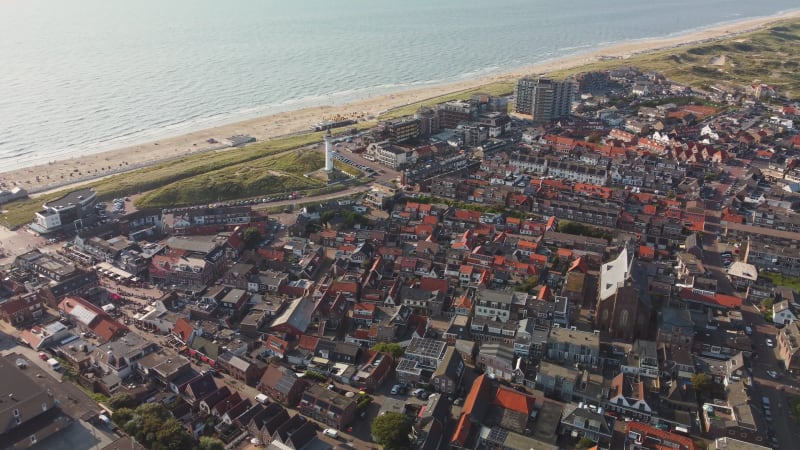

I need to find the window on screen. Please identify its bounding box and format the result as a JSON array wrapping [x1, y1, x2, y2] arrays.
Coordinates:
[[620, 310, 629, 327]]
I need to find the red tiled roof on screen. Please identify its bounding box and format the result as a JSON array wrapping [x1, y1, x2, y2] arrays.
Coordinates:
[[453, 295, 473, 310], [454, 209, 482, 222], [173, 317, 195, 342], [419, 277, 448, 293], [451, 414, 472, 446], [264, 334, 288, 353], [91, 317, 128, 342], [352, 329, 371, 340], [625, 422, 696, 450], [354, 303, 376, 313], [493, 386, 535, 415], [679, 288, 742, 309], [556, 248, 573, 258], [639, 245, 655, 260], [298, 335, 319, 351], [538, 285, 551, 301], [569, 257, 588, 273], [529, 254, 548, 267]]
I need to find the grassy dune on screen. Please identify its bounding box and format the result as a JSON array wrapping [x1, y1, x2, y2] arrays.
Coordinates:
[[548, 20, 800, 98], [135, 150, 325, 208]]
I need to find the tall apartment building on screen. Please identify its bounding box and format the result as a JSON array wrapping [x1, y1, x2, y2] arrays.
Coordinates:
[[514, 77, 576, 121]]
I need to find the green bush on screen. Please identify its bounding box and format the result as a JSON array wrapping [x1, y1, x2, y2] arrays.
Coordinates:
[[303, 370, 328, 382]]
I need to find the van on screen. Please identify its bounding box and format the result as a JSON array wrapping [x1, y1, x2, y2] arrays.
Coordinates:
[[255, 394, 269, 405], [46, 358, 61, 371]]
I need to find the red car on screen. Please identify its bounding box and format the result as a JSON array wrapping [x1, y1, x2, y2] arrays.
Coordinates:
[[38, 352, 48, 361]]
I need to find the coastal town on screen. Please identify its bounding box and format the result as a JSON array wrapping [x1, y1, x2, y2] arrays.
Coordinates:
[[2, 66, 800, 450]]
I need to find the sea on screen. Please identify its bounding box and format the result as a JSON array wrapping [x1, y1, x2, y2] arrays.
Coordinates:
[[1, 0, 798, 171]]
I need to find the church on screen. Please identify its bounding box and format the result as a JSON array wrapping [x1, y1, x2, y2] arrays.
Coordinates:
[[595, 246, 652, 341]]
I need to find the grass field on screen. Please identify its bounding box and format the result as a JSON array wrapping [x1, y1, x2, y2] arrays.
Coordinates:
[[549, 20, 800, 98], [759, 271, 800, 291]]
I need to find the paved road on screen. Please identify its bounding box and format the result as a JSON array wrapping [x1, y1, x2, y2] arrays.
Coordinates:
[[738, 302, 799, 447]]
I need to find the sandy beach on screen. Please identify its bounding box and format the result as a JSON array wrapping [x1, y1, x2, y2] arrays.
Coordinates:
[[2, 10, 799, 196]]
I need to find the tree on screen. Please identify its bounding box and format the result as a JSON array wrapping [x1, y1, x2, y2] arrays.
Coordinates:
[[691, 373, 711, 393], [108, 392, 137, 410], [371, 412, 412, 450], [372, 342, 404, 358], [116, 403, 196, 450], [243, 227, 262, 249], [198, 436, 225, 450], [577, 436, 596, 449]]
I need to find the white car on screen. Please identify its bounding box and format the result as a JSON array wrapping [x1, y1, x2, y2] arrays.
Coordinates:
[[322, 429, 339, 438], [766, 338, 775, 347], [766, 370, 780, 379]]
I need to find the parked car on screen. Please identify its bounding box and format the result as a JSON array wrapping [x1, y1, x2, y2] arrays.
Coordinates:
[[767, 370, 780, 379], [322, 429, 339, 439], [390, 384, 406, 395], [766, 338, 775, 347]]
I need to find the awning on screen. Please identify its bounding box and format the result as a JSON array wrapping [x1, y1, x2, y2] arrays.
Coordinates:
[[200, 355, 209, 363], [208, 360, 215, 367], [188, 349, 197, 357]]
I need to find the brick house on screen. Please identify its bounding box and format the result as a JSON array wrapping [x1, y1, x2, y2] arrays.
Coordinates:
[[257, 364, 308, 407], [299, 384, 357, 430]]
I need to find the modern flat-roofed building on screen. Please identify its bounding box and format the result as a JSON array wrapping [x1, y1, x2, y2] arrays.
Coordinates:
[[514, 77, 576, 121], [33, 188, 97, 233]]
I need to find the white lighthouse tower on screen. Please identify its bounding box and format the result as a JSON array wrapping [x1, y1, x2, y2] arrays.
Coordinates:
[[324, 130, 334, 172]]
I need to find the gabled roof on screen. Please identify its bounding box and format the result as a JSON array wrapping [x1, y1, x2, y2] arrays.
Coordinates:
[[493, 386, 535, 416], [297, 334, 318, 351], [173, 317, 195, 342], [568, 256, 588, 273], [418, 277, 448, 293], [679, 288, 742, 309]]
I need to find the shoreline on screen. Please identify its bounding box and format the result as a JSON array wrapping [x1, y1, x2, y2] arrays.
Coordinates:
[[3, 9, 800, 196]]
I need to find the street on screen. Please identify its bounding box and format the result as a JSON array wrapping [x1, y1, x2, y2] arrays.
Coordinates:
[[739, 301, 799, 447]]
